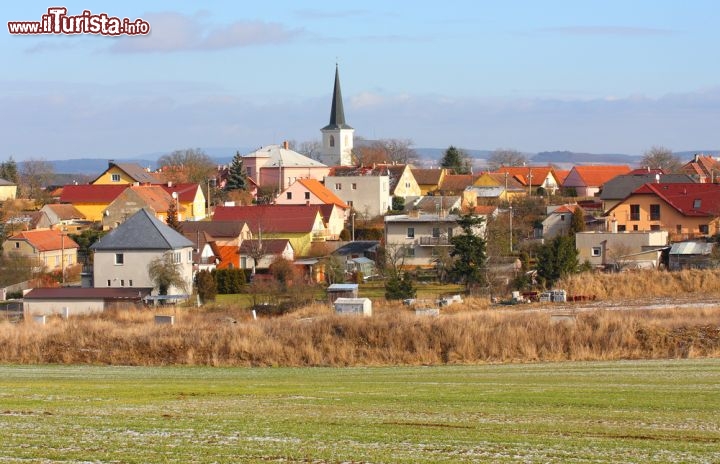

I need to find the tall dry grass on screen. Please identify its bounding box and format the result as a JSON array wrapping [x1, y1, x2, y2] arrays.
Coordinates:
[[1, 270, 719, 367]]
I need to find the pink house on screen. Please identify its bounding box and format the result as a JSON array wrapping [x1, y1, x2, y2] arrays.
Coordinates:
[[243, 142, 330, 192]]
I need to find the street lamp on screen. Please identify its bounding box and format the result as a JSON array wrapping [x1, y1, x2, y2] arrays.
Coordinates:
[[172, 191, 179, 221]]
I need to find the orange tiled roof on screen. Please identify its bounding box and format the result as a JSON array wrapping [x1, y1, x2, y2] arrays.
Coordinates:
[[438, 174, 476, 192], [566, 165, 631, 187], [9, 229, 79, 251], [297, 178, 348, 208], [128, 185, 178, 213], [410, 168, 444, 185]]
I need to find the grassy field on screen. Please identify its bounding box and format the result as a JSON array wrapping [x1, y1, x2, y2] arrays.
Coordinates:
[[1, 360, 719, 463]]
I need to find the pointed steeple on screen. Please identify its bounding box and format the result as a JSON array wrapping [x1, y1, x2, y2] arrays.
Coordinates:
[[323, 64, 353, 130]]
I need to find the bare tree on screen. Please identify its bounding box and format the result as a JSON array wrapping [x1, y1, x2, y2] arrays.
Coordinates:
[[640, 146, 682, 173], [487, 148, 528, 171], [158, 148, 216, 185], [353, 136, 418, 165], [294, 140, 323, 161], [20, 158, 54, 202]]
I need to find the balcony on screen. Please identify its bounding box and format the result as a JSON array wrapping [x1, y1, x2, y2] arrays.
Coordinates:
[[418, 236, 452, 246]]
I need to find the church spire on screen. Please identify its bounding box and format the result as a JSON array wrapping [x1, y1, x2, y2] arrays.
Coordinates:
[[323, 64, 353, 130]]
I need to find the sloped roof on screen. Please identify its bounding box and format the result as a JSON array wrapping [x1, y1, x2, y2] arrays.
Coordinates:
[[213, 243, 239, 269], [159, 183, 200, 203], [554, 170, 571, 184], [411, 168, 445, 185], [239, 238, 292, 255], [600, 173, 695, 201], [404, 196, 460, 214], [552, 204, 582, 214], [213, 205, 322, 234], [9, 229, 79, 251], [296, 178, 348, 208], [669, 241, 714, 255], [0, 177, 15, 186], [327, 165, 386, 177], [24, 287, 153, 300], [60, 184, 128, 203], [621, 183, 720, 218], [92, 162, 162, 185], [475, 172, 526, 190], [42, 203, 86, 220], [179, 220, 247, 239], [565, 165, 631, 188], [332, 240, 380, 257], [126, 185, 177, 213], [91, 209, 193, 251], [244, 145, 326, 168], [438, 174, 476, 192], [496, 166, 557, 186], [681, 155, 720, 179], [471, 205, 498, 215]]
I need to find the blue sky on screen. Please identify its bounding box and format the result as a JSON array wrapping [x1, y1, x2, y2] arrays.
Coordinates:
[[2, 1, 720, 160]]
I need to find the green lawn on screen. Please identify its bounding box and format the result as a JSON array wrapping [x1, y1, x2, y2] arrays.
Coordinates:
[[1, 360, 719, 462]]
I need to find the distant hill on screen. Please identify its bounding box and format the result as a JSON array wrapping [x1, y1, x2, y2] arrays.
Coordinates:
[[531, 151, 642, 168]]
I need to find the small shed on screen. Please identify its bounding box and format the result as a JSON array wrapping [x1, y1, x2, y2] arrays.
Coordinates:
[[333, 297, 372, 317], [327, 283, 359, 304], [669, 241, 715, 270]]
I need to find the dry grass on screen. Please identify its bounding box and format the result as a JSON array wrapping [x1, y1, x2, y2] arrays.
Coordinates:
[[1, 270, 719, 367]]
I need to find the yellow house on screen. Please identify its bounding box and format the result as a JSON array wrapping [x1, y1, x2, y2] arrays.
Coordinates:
[[411, 168, 448, 195], [0, 178, 17, 201], [91, 161, 163, 185], [606, 182, 720, 241], [472, 172, 526, 202], [59, 185, 127, 221], [2, 229, 79, 272]]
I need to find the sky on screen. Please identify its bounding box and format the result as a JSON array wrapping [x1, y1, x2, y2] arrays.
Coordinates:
[[2, 1, 720, 161]]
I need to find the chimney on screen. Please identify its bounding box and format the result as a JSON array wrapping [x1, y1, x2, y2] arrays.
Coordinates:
[[283, 141, 289, 150], [167, 181, 173, 188]]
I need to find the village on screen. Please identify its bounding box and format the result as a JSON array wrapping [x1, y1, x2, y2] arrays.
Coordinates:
[[1, 67, 720, 320]]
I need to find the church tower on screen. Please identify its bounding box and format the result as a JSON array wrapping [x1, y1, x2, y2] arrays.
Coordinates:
[[319, 65, 354, 166]]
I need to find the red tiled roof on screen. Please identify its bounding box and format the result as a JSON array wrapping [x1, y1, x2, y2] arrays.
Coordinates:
[[553, 204, 581, 214], [59, 184, 128, 203], [471, 205, 497, 215], [212, 205, 322, 233], [630, 183, 720, 217], [9, 229, 79, 251], [128, 186, 177, 213], [159, 183, 200, 203]]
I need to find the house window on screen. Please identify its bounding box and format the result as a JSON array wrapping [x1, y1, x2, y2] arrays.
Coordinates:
[[560, 215, 565, 221], [404, 246, 415, 257], [633, 225, 639, 231], [111, 174, 121, 182], [618, 225, 626, 232], [700, 224, 709, 235], [447, 227, 453, 239], [650, 224, 660, 231], [304, 192, 310, 200], [107, 280, 111, 286], [432, 227, 440, 238], [407, 227, 415, 238], [352, 183, 357, 190], [630, 204, 640, 221], [694, 199, 702, 209], [129, 280, 133, 286], [335, 183, 342, 190], [120, 280, 125, 287], [676, 224, 682, 234], [286, 192, 292, 200], [650, 204, 661, 221], [188, 251, 192, 262], [114, 253, 124, 265], [14, 242, 19, 248], [591, 247, 602, 257], [347, 200, 353, 207], [241, 257, 247, 269], [405, 181, 410, 188], [173, 252, 181, 264]]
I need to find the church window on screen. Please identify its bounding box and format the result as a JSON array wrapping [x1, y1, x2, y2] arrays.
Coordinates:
[[329, 135, 335, 147]]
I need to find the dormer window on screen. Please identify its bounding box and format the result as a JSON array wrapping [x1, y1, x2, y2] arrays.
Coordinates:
[[694, 199, 701, 209]]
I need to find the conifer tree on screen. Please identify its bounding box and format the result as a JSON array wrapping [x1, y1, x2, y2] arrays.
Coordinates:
[[225, 151, 247, 191]]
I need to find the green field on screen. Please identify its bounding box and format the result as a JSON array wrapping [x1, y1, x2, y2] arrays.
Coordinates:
[[1, 360, 719, 463]]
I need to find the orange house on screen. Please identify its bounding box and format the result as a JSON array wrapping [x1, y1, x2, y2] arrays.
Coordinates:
[[606, 183, 720, 240]]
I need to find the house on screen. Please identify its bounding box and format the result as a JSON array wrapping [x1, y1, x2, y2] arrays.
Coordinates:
[[562, 165, 631, 197], [680, 154, 720, 183], [243, 142, 330, 192], [605, 183, 720, 240], [599, 171, 695, 213], [575, 230, 669, 270], [436, 174, 476, 197], [495, 166, 562, 195], [276, 178, 348, 238], [39, 204, 88, 231], [380, 164, 422, 198], [23, 287, 152, 317], [324, 165, 391, 219], [239, 238, 294, 273], [101, 185, 179, 229], [470, 172, 526, 203], [90, 209, 194, 296], [411, 168, 449, 195], [384, 212, 481, 268], [212, 204, 327, 256], [0, 177, 17, 201], [668, 241, 715, 270], [332, 240, 381, 278], [2, 229, 79, 273], [179, 221, 252, 271], [403, 196, 461, 215], [158, 183, 206, 221], [59, 184, 128, 221], [91, 161, 163, 185]]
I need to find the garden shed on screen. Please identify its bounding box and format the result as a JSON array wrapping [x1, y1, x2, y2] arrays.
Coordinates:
[[333, 297, 372, 317], [327, 283, 359, 304]]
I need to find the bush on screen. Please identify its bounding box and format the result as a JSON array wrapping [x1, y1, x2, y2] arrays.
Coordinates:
[[195, 270, 217, 303], [212, 268, 249, 294]]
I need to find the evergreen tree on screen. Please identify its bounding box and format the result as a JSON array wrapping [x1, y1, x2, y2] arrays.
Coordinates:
[[195, 270, 217, 303], [0, 157, 19, 183], [535, 235, 579, 288], [225, 151, 247, 191], [570, 206, 585, 235], [166, 201, 181, 232], [384, 272, 416, 300], [440, 145, 471, 174], [449, 213, 487, 290]]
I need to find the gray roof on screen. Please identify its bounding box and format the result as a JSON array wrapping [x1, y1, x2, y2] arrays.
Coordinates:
[[0, 177, 15, 186], [669, 241, 714, 255], [24, 287, 152, 300], [244, 144, 326, 168], [600, 174, 695, 200], [91, 209, 193, 251], [333, 240, 380, 256], [321, 65, 353, 131]]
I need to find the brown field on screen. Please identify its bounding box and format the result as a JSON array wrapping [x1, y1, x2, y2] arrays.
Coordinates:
[[1, 269, 719, 367]]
